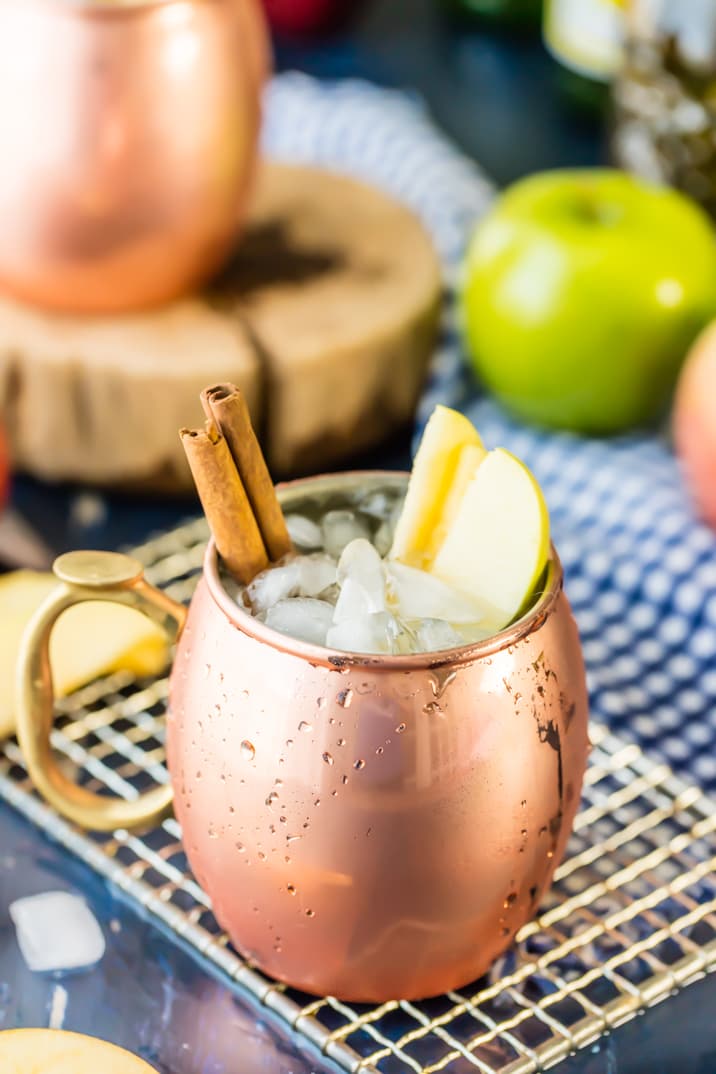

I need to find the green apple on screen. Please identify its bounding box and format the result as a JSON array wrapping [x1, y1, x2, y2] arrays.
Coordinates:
[[461, 169, 716, 433], [390, 404, 485, 568], [431, 448, 550, 630]]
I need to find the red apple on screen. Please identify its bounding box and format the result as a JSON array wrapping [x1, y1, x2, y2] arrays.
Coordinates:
[[262, 0, 366, 35], [674, 321, 716, 529]]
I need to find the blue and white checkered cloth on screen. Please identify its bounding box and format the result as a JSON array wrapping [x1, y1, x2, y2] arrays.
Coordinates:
[[265, 73, 716, 790]]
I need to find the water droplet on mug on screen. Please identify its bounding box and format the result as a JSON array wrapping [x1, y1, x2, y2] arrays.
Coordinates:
[[284, 855, 291, 863], [265, 790, 279, 808], [280, 816, 287, 824], [396, 722, 406, 734], [317, 697, 326, 710], [286, 834, 301, 844], [314, 798, 321, 807], [322, 752, 334, 765], [274, 944, 282, 953], [298, 721, 312, 733], [504, 892, 517, 909], [337, 738, 346, 747], [305, 909, 315, 918], [331, 790, 338, 797], [241, 740, 255, 761], [422, 701, 440, 716], [258, 851, 267, 862], [286, 738, 294, 748], [287, 883, 297, 896], [208, 825, 218, 840], [341, 774, 349, 785], [375, 746, 384, 756], [204, 664, 211, 679], [354, 759, 365, 770], [236, 842, 246, 853], [328, 717, 335, 725], [337, 689, 353, 708], [274, 778, 283, 787], [521, 799, 527, 808], [228, 805, 235, 814]]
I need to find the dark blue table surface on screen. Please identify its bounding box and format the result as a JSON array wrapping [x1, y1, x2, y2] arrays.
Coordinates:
[[4, 2, 715, 1070]]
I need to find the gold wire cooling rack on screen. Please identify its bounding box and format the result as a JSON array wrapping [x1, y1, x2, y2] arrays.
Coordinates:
[[1, 515, 715, 1074]]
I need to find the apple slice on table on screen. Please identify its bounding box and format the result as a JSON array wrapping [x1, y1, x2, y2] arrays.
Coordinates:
[[431, 448, 550, 630], [390, 405, 486, 568]]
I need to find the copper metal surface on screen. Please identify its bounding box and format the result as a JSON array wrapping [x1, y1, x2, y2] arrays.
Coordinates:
[[0, 0, 268, 312], [17, 472, 588, 1000], [16, 550, 185, 830], [1, 511, 714, 1071], [168, 472, 589, 1000]]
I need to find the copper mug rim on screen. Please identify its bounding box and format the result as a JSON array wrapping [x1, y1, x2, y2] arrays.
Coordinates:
[[205, 469, 564, 671]]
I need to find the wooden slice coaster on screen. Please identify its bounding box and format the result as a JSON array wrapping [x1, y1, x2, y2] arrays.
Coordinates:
[[0, 162, 442, 492]]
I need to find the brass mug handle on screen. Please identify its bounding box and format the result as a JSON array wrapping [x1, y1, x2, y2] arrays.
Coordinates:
[[16, 550, 188, 832]]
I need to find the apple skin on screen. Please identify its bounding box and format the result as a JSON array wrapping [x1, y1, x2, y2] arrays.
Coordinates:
[[262, 0, 365, 35], [674, 321, 716, 529], [461, 169, 716, 434]]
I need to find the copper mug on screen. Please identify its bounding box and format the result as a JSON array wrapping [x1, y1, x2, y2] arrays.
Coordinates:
[[16, 472, 589, 1002], [0, 0, 269, 313]]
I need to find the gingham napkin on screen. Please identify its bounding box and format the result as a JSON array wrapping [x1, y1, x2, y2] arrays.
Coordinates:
[[265, 73, 716, 791]]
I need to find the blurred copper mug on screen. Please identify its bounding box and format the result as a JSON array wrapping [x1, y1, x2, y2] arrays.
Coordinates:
[[16, 472, 589, 1001], [0, 0, 269, 313]]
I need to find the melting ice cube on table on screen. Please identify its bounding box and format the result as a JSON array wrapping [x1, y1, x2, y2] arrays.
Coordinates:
[[10, 891, 105, 973]]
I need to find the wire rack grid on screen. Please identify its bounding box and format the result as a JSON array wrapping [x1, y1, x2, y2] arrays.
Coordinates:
[[0, 516, 715, 1074]]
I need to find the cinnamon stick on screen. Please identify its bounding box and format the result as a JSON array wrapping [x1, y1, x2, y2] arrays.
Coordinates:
[[201, 383, 292, 562], [180, 422, 268, 584]]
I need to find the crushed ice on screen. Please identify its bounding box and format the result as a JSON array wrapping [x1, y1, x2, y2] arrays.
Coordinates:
[[241, 489, 498, 655]]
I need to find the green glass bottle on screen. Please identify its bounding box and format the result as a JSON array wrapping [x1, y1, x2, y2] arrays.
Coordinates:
[[444, 0, 542, 32], [543, 0, 624, 113]]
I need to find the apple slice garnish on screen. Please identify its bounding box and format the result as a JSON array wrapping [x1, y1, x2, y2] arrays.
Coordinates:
[[390, 405, 486, 568], [431, 448, 550, 630]]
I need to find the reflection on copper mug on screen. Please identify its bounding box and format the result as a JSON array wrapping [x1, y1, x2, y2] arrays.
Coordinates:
[[16, 473, 589, 1002], [0, 0, 269, 313]]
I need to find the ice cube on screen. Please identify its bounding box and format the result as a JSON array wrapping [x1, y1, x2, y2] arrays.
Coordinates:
[[358, 490, 393, 520], [333, 578, 374, 623], [458, 622, 500, 645], [327, 612, 399, 655], [247, 561, 301, 613], [297, 554, 337, 598], [414, 618, 464, 652], [386, 561, 487, 623], [321, 510, 370, 559], [373, 520, 393, 557], [335, 539, 385, 620], [10, 891, 105, 973], [285, 514, 323, 551], [265, 598, 334, 646]]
